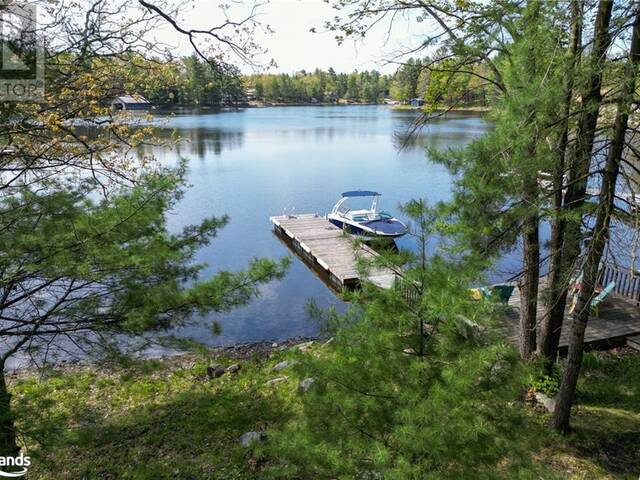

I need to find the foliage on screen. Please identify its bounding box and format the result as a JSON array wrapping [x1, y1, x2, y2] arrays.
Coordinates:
[[421, 59, 495, 109], [0, 165, 289, 352], [109, 54, 245, 107], [246, 68, 390, 103], [12, 355, 295, 479], [389, 58, 423, 102], [428, 1, 566, 258], [259, 202, 533, 479], [528, 361, 562, 396], [9, 346, 640, 479], [320, 0, 640, 431], [123, 55, 495, 108], [0, 8, 290, 366], [0, 0, 290, 458]]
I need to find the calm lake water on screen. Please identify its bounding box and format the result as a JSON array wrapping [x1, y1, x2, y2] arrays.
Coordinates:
[[145, 105, 494, 346]]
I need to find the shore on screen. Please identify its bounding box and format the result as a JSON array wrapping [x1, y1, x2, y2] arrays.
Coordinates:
[[244, 100, 383, 108], [153, 101, 386, 112], [5, 336, 320, 377], [151, 101, 494, 112], [9, 343, 640, 479], [391, 104, 492, 113]]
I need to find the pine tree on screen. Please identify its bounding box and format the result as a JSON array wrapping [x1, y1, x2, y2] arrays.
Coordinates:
[[0, 1, 289, 458], [265, 204, 528, 478], [538, 0, 614, 378], [551, 3, 640, 434], [538, 0, 583, 367]]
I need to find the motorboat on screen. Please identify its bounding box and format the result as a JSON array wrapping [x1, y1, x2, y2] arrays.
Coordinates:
[[327, 191, 408, 239]]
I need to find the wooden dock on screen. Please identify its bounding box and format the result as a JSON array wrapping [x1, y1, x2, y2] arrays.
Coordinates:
[[270, 214, 401, 291], [500, 280, 640, 350], [272, 214, 640, 350]]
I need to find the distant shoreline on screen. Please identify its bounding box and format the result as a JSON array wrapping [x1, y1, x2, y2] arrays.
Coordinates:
[[391, 104, 491, 113], [247, 100, 383, 108], [153, 101, 383, 112], [152, 102, 491, 113]]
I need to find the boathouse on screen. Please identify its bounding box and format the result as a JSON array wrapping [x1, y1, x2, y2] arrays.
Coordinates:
[[111, 94, 152, 111]]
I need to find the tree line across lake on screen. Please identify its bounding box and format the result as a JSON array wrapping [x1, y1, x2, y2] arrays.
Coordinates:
[[125, 54, 493, 107]]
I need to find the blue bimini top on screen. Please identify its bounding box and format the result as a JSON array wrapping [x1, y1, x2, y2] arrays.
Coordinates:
[[341, 190, 381, 198]]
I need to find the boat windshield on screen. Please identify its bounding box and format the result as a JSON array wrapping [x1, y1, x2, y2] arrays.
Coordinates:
[[371, 211, 393, 221], [348, 211, 393, 222]]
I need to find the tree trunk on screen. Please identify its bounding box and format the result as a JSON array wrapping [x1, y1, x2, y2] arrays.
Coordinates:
[[541, 0, 612, 368], [539, 0, 583, 365], [561, 0, 613, 237], [0, 363, 19, 457], [519, 188, 539, 359], [551, 6, 640, 434], [516, 4, 546, 360]]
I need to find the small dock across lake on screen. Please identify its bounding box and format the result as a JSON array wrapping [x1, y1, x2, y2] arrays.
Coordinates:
[[270, 214, 401, 291]]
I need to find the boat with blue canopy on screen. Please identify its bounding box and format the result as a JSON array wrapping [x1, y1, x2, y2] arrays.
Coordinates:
[[327, 191, 408, 239]]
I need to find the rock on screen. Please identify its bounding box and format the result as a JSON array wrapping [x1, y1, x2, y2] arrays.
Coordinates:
[[299, 377, 315, 393], [272, 360, 298, 371], [490, 360, 510, 380], [358, 471, 383, 480], [271, 342, 278, 348], [455, 314, 484, 340], [206, 364, 226, 379], [226, 364, 241, 374], [323, 337, 335, 347], [265, 376, 288, 386], [534, 392, 557, 413], [239, 431, 263, 447], [296, 341, 314, 352]]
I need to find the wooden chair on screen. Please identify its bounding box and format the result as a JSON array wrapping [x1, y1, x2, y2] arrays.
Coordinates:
[[591, 281, 616, 317], [568, 281, 616, 316], [469, 288, 484, 301], [469, 285, 514, 304], [491, 284, 515, 303]]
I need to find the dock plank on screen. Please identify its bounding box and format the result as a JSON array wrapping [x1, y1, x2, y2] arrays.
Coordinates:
[[271, 214, 402, 290]]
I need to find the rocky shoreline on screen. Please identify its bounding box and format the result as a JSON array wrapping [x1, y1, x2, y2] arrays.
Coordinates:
[[6, 336, 321, 378]]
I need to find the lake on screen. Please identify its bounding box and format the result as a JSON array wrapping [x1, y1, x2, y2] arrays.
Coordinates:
[[144, 105, 494, 346]]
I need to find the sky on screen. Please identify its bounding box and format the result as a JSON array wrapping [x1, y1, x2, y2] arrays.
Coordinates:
[[154, 0, 423, 74]]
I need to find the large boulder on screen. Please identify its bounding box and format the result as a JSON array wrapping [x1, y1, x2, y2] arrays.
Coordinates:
[[455, 314, 484, 341], [296, 341, 315, 352], [272, 360, 298, 371], [323, 337, 335, 347]]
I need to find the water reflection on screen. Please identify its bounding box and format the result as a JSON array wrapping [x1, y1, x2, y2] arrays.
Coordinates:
[[138, 106, 492, 347], [392, 111, 490, 151], [132, 125, 245, 161]]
